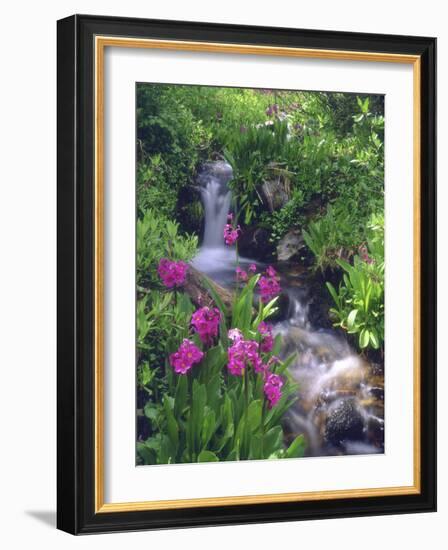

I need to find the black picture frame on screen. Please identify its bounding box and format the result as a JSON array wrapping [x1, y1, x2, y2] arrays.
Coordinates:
[[57, 14, 436, 535]]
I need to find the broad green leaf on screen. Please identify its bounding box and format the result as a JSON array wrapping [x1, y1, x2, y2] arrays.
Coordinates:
[[174, 375, 188, 418], [197, 450, 219, 462], [163, 396, 179, 454], [347, 309, 358, 330], [284, 434, 306, 459], [359, 328, 370, 349]]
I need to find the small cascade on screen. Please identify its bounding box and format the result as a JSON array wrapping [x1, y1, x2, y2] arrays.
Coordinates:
[[192, 161, 254, 285], [277, 292, 384, 456], [197, 162, 233, 248]]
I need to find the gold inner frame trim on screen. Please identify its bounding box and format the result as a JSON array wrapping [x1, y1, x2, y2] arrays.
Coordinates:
[[94, 35, 422, 513]]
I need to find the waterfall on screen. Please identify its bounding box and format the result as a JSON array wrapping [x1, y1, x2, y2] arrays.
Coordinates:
[[197, 161, 233, 248], [192, 161, 251, 285]]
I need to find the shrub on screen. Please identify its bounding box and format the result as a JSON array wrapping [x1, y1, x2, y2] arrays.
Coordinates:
[[302, 202, 362, 271], [136, 210, 198, 401], [136, 209, 198, 289], [325, 214, 384, 351]]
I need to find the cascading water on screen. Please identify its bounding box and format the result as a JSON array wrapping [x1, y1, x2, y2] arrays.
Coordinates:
[[192, 161, 254, 285], [276, 291, 384, 456], [192, 160, 384, 457], [197, 162, 233, 248]]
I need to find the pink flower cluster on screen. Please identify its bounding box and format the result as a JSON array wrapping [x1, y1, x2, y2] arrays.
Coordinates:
[[258, 321, 274, 353], [359, 244, 374, 265], [235, 263, 256, 283], [263, 372, 284, 408], [258, 265, 281, 303], [236, 266, 248, 282], [169, 339, 204, 375], [266, 104, 279, 117], [191, 306, 221, 345], [226, 331, 264, 376], [157, 258, 188, 288], [223, 215, 240, 246]]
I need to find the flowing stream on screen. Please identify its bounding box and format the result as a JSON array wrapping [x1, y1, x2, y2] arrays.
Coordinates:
[[192, 161, 384, 456]]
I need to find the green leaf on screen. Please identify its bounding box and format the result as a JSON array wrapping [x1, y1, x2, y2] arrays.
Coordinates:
[[191, 380, 207, 452], [246, 400, 262, 432], [197, 450, 219, 462], [174, 375, 188, 418], [326, 281, 339, 307], [284, 434, 306, 459], [136, 442, 155, 464], [263, 426, 283, 456], [144, 402, 159, 421], [347, 309, 358, 330], [163, 396, 179, 454], [369, 329, 380, 349], [200, 407, 216, 450], [359, 328, 370, 349]]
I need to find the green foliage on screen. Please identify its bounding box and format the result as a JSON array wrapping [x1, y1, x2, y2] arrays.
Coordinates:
[[137, 209, 198, 288], [137, 272, 305, 465], [136, 84, 384, 250], [325, 214, 384, 350], [137, 85, 210, 223], [223, 121, 293, 224], [302, 202, 361, 271], [136, 210, 198, 399]]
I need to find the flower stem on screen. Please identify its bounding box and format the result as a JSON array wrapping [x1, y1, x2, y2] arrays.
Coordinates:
[[261, 399, 266, 459], [244, 367, 249, 459]]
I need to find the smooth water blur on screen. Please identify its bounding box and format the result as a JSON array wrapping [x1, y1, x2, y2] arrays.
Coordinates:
[[192, 161, 384, 456], [192, 161, 258, 285]]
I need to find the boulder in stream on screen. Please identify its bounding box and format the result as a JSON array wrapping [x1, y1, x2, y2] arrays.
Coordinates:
[[238, 226, 275, 262], [277, 229, 305, 262], [324, 398, 365, 448]]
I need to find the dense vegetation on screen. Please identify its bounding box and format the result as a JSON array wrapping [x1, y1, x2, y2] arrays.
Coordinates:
[[136, 84, 385, 464]]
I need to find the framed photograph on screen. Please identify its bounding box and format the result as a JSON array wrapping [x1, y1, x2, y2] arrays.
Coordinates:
[[57, 14, 436, 534]]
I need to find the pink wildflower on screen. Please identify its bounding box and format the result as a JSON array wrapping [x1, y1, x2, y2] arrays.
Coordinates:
[[228, 328, 243, 343], [223, 223, 240, 246], [264, 372, 284, 408], [169, 339, 204, 375], [266, 104, 279, 117], [227, 338, 263, 376], [157, 258, 188, 288], [248, 263, 257, 274], [358, 244, 374, 265], [191, 307, 221, 346], [258, 266, 281, 303], [258, 321, 274, 353], [227, 213, 233, 221], [236, 266, 248, 282]]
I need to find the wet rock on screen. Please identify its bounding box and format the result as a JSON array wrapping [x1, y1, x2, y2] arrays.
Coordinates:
[[261, 177, 290, 212], [324, 398, 365, 447], [277, 230, 305, 262], [366, 415, 384, 447], [238, 226, 275, 262], [183, 265, 234, 311], [196, 161, 233, 187]]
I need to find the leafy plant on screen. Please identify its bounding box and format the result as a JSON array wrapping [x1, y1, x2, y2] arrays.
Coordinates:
[[138, 271, 305, 464], [325, 214, 384, 350], [223, 120, 292, 224], [302, 203, 359, 271], [137, 209, 198, 289]]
